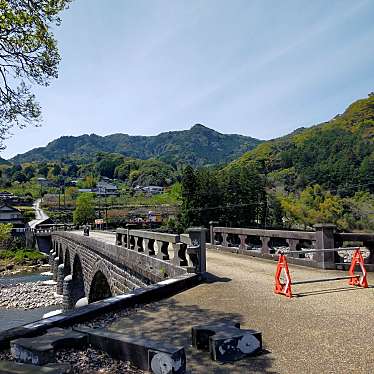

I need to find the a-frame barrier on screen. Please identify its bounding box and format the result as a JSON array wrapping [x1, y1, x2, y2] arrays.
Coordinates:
[[274, 248, 368, 298]]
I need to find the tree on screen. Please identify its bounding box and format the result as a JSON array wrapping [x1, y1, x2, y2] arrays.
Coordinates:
[[279, 184, 346, 229], [0, 223, 12, 249], [221, 165, 265, 227], [114, 163, 131, 181], [38, 164, 49, 177], [4, 164, 21, 178], [94, 153, 124, 179], [77, 175, 97, 189], [13, 170, 27, 183], [51, 164, 62, 176], [67, 163, 78, 177], [180, 164, 265, 229], [180, 166, 198, 228], [0, 0, 72, 147], [73, 192, 95, 225], [24, 165, 35, 180], [193, 168, 222, 227]]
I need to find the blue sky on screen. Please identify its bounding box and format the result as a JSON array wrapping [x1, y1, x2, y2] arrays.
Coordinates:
[[3, 0, 374, 159]]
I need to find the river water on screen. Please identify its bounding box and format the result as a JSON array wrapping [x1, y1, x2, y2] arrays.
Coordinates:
[[0, 272, 60, 332]]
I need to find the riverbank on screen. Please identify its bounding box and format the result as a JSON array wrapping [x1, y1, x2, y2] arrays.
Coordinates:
[[0, 280, 62, 310], [0, 248, 49, 276], [0, 263, 49, 277]]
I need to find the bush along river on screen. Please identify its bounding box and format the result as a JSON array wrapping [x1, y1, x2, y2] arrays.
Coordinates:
[[0, 270, 63, 332]]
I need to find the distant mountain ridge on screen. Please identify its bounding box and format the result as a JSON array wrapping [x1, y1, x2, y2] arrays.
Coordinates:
[[9, 124, 262, 166], [0, 157, 10, 165]]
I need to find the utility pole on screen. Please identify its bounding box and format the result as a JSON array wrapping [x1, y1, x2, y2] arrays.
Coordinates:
[[98, 187, 102, 219], [104, 188, 108, 230], [63, 183, 66, 210], [58, 186, 61, 210]]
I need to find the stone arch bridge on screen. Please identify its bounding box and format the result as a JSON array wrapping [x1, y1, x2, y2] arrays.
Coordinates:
[[50, 228, 206, 310]]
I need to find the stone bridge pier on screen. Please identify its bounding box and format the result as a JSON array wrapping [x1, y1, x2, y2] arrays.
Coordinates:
[[50, 228, 206, 311]]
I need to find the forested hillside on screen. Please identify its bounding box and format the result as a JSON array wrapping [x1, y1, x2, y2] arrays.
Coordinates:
[[10, 124, 261, 167], [213, 93, 374, 231], [231, 94, 374, 196]]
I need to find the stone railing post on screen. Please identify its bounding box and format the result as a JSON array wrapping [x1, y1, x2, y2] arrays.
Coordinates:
[[172, 242, 187, 266], [116, 232, 122, 246], [260, 236, 270, 254], [143, 238, 149, 253], [187, 227, 207, 273], [314, 224, 336, 269], [239, 234, 247, 250], [146, 238, 155, 256], [364, 241, 374, 264], [222, 232, 228, 247], [135, 236, 144, 252], [209, 221, 218, 245], [57, 264, 64, 295], [126, 224, 137, 249], [287, 239, 302, 258], [156, 240, 170, 260], [127, 230, 130, 249]]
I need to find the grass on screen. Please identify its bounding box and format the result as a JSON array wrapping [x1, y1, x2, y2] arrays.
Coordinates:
[[13, 205, 34, 210], [2, 180, 41, 198], [0, 249, 45, 264], [99, 182, 182, 207]]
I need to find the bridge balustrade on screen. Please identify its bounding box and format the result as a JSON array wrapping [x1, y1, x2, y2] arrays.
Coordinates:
[[209, 222, 374, 271], [211, 225, 315, 255], [33, 224, 75, 234], [334, 232, 374, 267], [116, 227, 207, 274]]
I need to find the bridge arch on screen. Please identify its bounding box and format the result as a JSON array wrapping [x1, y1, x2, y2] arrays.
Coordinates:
[[88, 270, 113, 303], [71, 254, 86, 306]]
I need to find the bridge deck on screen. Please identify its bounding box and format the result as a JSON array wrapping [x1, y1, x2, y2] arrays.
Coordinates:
[[88, 231, 374, 373]]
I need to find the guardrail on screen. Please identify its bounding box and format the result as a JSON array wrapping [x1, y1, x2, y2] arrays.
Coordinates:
[[208, 222, 374, 271], [116, 227, 207, 274], [211, 226, 315, 253]]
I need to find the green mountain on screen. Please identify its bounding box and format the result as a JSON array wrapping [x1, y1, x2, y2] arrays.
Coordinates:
[[10, 124, 261, 167], [0, 157, 11, 165], [230, 94, 374, 195]]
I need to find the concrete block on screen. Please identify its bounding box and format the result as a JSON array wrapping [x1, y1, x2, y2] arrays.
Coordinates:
[[10, 328, 87, 365], [191, 322, 262, 362], [0, 361, 71, 373], [75, 326, 186, 374]]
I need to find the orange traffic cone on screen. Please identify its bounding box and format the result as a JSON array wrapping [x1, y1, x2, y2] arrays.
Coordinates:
[[348, 248, 368, 288], [274, 253, 293, 298]]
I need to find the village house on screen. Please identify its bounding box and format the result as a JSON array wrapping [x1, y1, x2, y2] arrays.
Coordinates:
[[0, 204, 24, 225]]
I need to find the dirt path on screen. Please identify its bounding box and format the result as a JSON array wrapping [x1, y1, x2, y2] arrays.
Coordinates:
[[33, 198, 49, 220]]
